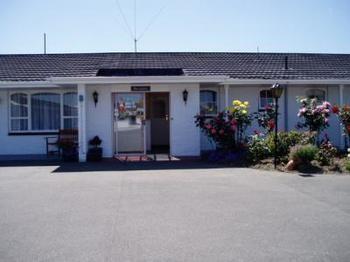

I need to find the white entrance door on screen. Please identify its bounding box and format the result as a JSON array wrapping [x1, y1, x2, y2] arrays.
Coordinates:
[[114, 93, 146, 155]]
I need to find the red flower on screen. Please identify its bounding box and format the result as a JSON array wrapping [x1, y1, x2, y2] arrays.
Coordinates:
[[231, 119, 238, 126], [219, 129, 224, 135], [332, 105, 340, 114], [268, 120, 275, 130], [211, 128, 217, 134], [347, 125, 350, 133]]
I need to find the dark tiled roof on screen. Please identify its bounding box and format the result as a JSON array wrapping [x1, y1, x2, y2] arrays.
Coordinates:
[[1, 52, 350, 81]]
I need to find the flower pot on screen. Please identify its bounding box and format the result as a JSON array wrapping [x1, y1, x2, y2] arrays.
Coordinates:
[[87, 147, 103, 162], [61, 147, 78, 162]]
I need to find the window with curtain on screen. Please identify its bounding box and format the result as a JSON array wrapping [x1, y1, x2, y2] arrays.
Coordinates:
[[31, 93, 61, 130], [259, 90, 274, 109], [63, 92, 78, 129], [306, 89, 326, 102], [10, 93, 29, 131], [9, 91, 78, 132], [200, 90, 217, 115]]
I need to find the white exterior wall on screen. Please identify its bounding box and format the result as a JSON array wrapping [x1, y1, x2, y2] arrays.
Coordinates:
[[0, 88, 75, 155], [85, 83, 201, 157]]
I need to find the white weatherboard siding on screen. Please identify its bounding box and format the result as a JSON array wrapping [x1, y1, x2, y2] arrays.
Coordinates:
[[85, 83, 201, 158]]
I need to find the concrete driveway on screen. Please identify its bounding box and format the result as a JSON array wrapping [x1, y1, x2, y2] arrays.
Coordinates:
[[0, 163, 350, 262]]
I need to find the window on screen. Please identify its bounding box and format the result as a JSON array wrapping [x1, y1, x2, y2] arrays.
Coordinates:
[[306, 89, 326, 102], [200, 90, 217, 115], [63, 92, 78, 129], [10, 93, 29, 131], [259, 90, 274, 109], [9, 91, 77, 132], [31, 93, 61, 130]]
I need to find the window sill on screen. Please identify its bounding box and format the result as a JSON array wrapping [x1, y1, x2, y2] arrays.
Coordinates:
[[8, 131, 59, 136]]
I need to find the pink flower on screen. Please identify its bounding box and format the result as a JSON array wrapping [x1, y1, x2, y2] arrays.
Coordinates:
[[323, 101, 332, 108], [324, 118, 329, 124]]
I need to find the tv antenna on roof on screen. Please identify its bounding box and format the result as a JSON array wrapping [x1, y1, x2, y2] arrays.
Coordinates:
[[43, 33, 47, 54], [114, 0, 169, 52]]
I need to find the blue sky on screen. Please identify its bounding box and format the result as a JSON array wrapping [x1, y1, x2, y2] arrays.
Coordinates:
[[1, 0, 349, 54]]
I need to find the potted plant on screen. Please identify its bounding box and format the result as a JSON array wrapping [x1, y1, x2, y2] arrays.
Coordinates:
[[87, 136, 103, 162], [58, 140, 78, 162]]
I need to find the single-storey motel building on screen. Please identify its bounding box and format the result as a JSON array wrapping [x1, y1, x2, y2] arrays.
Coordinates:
[[0, 52, 350, 161]]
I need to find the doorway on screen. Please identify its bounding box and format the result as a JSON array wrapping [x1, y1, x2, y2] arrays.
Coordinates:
[[114, 93, 146, 155], [146, 93, 170, 154]]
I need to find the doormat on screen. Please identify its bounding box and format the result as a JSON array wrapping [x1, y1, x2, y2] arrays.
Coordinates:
[[115, 155, 153, 162]]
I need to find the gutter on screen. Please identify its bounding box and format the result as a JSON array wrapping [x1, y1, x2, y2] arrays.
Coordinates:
[[1, 76, 350, 88]]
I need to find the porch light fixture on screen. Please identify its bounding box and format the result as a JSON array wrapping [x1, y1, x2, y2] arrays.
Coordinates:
[[270, 83, 284, 169], [182, 89, 188, 105], [93, 91, 99, 107]]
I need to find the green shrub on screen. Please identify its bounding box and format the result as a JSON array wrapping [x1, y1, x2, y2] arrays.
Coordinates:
[[247, 134, 270, 163], [290, 144, 319, 164], [346, 161, 350, 172], [266, 131, 305, 159], [316, 139, 338, 166]]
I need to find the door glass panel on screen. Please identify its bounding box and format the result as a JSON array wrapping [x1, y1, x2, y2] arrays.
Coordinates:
[[115, 93, 145, 154]]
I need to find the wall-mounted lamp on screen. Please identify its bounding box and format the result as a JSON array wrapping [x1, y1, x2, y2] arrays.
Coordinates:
[[79, 94, 84, 102], [93, 91, 99, 107], [182, 89, 188, 105]]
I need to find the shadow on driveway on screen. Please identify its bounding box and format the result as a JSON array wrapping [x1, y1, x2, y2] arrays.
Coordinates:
[[0, 159, 235, 173]]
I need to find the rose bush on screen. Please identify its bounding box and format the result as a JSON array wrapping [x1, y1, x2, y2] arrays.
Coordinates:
[[228, 100, 253, 144], [297, 98, 332, 133], [195, 100, 252, 150], [332, 104, 350, 141], [254, 105, 276, 134]]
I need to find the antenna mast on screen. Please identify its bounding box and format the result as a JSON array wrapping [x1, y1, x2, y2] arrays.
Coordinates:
[[43, 33, 47, 54], [134, 0, 137, 52]]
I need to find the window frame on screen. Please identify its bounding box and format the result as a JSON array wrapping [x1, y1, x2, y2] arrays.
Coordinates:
[[305, 88, 327, 102], [62, 92, 78, 129], [200, 89, 218, 116], [9, 93, 30, 131], [8, 90, 78, 134], [259, 89, 274, 110]]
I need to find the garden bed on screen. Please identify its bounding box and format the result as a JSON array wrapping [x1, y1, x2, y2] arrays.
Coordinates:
[[196, 98, 350, 175], [250, 157, 350, 175]]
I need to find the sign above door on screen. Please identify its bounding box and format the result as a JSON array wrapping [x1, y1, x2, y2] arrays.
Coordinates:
[[131, 86, 151, 92]]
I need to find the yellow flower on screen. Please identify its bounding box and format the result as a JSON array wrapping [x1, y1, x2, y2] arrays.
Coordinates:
[[242, 110, 247, 114], [243, 101, 249, 106], [233, 100, 241, 106], [240, 104, 247, 108]]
